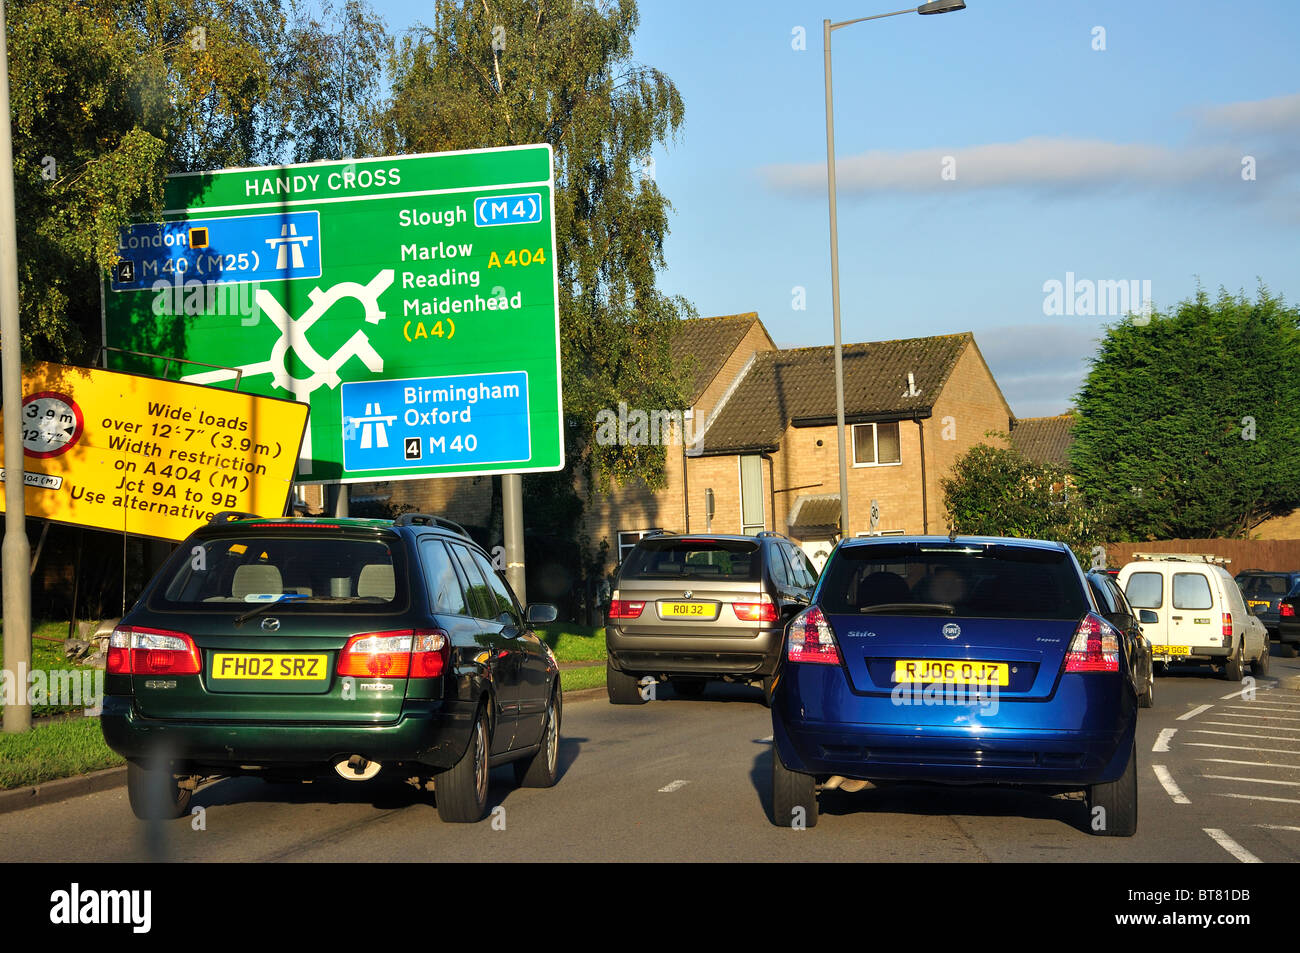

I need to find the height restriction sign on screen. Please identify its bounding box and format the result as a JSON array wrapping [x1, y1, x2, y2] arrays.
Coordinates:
[[103, 145, 564, 484]]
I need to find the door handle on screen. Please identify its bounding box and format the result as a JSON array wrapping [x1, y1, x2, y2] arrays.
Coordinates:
[[1171, 615, 1183, 621]]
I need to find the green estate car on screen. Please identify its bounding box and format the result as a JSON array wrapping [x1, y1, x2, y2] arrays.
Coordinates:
[[101, 512, 562, 823]]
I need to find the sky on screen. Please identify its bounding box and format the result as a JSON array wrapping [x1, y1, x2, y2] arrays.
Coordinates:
[[369, 0, 1300, 417]]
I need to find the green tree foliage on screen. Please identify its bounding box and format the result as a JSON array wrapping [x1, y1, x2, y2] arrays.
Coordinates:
[[941, 442, 1111, 565], [1070, 288, 1300, 539], [8, 0, 387, 362], [383, 0, 694, 492]]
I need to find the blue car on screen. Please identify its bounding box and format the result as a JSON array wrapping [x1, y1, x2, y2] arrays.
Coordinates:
[[770, 536, 1138, 835]]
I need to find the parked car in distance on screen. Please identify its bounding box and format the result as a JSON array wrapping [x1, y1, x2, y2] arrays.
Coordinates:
[[1088, 570, 1154, 709], [771, 536, 1139, 835], [605, 531, 818, 705], [1117, 554, 1267, 679], [101, 512, 563, 823], [1234, 570, 1300, 641], [1277, 584, 1300, 657]]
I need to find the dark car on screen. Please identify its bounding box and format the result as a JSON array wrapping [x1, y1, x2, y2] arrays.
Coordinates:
[[1277, 584, 1300, 657], [1088, 570, 1154, 709], [1235, 570, 1300, 639], [605, 531, 818, 705], [101, 512, 562, 823], [771, 536, 1139, 835]]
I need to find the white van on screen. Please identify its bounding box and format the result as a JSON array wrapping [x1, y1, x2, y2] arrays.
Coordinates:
[[1115, 554, 1269, 679]]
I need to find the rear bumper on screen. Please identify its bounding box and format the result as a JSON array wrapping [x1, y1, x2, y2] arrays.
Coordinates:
[[1276, 622, 1300, 645], [606, 626, 783, 678], [100, 695, 478, 773]]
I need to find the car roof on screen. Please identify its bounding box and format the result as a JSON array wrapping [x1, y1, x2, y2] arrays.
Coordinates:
[[838, 535, 1071, 553]]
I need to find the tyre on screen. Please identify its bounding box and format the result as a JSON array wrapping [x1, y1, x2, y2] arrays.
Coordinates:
[[1281, 642, 1299, 659], [761, 673, 776, 709], [671, 677, 706, 698], [436, 708, 490, 822], [1153, 660, 1168, 676], [1252, 644, 1270, 677], [607, 658, 648, 705], [1224, 640, 1244, 681], [1138, 664, 1154, 709], [514, 685, 561, 788], [126, 761, 192, 821], [771, 750, 818, 829], [1087, 739, 1137, 837]]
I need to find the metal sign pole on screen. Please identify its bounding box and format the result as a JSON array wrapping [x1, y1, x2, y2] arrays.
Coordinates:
[[0, 0, 32, 733], [502, 472, 525, 605]]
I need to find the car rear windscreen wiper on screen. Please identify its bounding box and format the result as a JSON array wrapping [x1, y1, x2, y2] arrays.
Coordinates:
[[857, 602, 956, 615], [234, 593, 309, 627]]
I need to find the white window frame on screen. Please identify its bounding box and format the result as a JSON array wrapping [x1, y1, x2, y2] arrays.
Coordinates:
[[851, 422, 902, 468], [738, 455, 765, 535], [617, 529, 663, 565]]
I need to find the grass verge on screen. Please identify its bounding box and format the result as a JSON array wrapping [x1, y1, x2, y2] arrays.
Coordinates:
[[0, 619, 104, 719], [0, 717, 124, 790], [560, 663, 606, 695], [540, 622, 607, 663]]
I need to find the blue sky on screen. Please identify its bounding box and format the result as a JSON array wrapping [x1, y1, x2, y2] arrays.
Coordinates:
[[370, 0, 1300, 416]]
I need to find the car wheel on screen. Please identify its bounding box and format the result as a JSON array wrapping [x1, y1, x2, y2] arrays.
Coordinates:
[[514, 684, 561, 788], [1138, 664, 1154, 709], [1224, 640, 1244, 681], [1282, 642, 1299, 659], [761, 673, 776, 709], [1087, 739, 1137, 837], [607, 658, 648, 705], [671, 677, 707, 698], [771, 750, 818, 829], [126, 761, 192, 821], [1252, 644, 1270, 677], [1153, 660, 1168, 676], [436, 708, 490, 823]]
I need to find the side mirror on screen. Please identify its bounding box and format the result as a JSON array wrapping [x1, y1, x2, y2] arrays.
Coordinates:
[[525, 603, 558, 625], [1138, 609, 1158, 625]]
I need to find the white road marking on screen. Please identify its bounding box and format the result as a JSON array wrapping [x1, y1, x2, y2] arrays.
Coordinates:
[[1213, 711, 1300, 722], [759, 735, 773, 743], [1199, 758, 1300, 769], [1216, 793, 1300, 805], [658, 779, 690, 793], [1200, 721, 1300, 734], [1152, 765, 1190, 804], [1178, 704, 1213, 721], [1152, 728, 1177, 752], [1191, 729, 1300, 743], [1255, 824, 1300, 832], [1220, 683, 1278, 700], [1201, 774, 1300, 787], [1186, 742, 1300, 756], [1224, 705, 1300, 716], [1203, 828, 1262, 863]]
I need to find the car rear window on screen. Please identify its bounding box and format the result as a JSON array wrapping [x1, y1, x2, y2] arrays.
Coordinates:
[[1172, 572, 1213, 610], [1238, 575, 1290, 597], [620, 538, 761, 581], [818, 542, 1087, 620], [152, 533, 407, 611], [1124, 572, 1163, 609]]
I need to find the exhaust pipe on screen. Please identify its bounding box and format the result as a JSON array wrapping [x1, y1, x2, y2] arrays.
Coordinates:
[[821, 775, 870, 793], [334, 755, 381, 781]]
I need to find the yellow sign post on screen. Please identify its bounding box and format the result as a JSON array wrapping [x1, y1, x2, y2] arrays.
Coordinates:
[[0, 363, 308, 541]]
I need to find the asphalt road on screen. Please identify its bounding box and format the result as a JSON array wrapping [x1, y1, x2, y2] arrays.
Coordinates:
[[4, 650, 1299, 863]]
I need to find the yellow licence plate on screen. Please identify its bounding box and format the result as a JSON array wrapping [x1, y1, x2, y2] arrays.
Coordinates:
[[211, 653, 328, 681], [893, 660, 1009, 686], [1152, 645, 1190, 657], [1248, 600, 1268, 609], [660, 602, 717, 619]]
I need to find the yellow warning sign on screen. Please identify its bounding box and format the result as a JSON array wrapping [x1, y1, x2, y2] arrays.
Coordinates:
[[0, 363, 308, 541]]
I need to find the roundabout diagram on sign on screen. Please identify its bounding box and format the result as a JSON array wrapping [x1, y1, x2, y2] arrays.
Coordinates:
[[21, 391, 83, 458]]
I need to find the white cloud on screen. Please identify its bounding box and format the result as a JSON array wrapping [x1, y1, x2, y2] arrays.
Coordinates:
[[1195, 91, 1300, 132]]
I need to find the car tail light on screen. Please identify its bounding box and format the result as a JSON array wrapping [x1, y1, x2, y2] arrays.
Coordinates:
[[410, 630, 450, 679], [1282, 603, 1295, 618], [1064, 613, 1120, 673], [338, 630, 414, 678], [1222, 613, 1233, 640], [786, 606, 841, 665], [608, 592, 645, 619], [732, 594, 778, 623], [107, 626, 202, 675]]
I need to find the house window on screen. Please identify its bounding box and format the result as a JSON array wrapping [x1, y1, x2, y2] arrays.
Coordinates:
[[852, 422, 901, 466], [739, 455, 765, 535], [617, 529, 663, 565]]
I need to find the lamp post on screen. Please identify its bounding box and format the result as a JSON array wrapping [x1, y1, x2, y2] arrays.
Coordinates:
[[824, 0, 966, 540]]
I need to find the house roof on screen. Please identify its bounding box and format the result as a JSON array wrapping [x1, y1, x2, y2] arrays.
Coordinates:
[[700, 332, 975, 454], [788, 493, 842, 529], [1010, 413, 1077, 468], [671, 313, 770, 404]]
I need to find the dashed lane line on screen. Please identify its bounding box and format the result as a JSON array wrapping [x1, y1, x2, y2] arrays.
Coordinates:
[[1216, 793, 1300, 805], [1185, 742, 1300, 756], [1190, 729, 1300, 743], [1255, 824, 1300, 832], [1178, 704, 1214, 721], [1200, 774, 1300, 787], [1153, 728, 1177, 752], [657, 780, 690, 793], [1198, 758, 1300, 769], [1203, 828, 1261, 863], [1152, 765, 1190, 804], [1198, 721, 1300, 733]]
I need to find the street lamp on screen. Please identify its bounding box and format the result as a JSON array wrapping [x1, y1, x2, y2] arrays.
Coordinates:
[[824, 1, 966, 540]]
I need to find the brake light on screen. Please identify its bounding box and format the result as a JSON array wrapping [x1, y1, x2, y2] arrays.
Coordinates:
[[411, 630, 449, 678], [1222, 613, 1233, 640], [608, 594, 645, 619], [1282, 603, 1295, 618], [1064, 613, 1120, 673], [244, 522, 340, 528], [732, 595, 779, 623], [786, 606, 841, 665], [336, 629, 449, 679], [107, 626, 202, 675]]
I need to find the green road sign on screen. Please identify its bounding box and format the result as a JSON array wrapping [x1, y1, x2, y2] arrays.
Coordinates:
[[103, 145, 563, 483]]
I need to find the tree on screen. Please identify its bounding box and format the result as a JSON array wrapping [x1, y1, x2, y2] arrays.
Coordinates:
[[382, 0, 694, 493], [941, 442, 1111, 565], [1070, 287, 1300, 539], [8, 0, 389, 363]]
